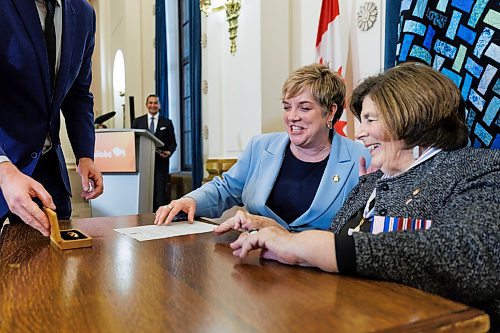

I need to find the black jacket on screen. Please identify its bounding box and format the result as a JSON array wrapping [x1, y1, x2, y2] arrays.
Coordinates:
[[131, 114, 177, 170]]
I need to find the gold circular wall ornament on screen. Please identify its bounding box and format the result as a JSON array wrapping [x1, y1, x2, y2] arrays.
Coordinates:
[[357, 2, 378, 31], [201, 33, 208, 48], [202, 125, 209, 140], [202, 80, 208, 94]]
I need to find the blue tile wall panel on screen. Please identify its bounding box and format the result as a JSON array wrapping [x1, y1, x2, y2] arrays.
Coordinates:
[[396, 0, 499, 148]]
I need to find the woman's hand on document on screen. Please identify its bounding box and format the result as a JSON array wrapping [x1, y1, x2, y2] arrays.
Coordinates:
[[154, 197, 196, 225]]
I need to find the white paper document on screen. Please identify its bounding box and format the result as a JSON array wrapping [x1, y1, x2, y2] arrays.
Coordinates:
[[114, 221, 216, 241]]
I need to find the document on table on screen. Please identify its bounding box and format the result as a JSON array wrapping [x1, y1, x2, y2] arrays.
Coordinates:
[[114, 221, 216, 241]]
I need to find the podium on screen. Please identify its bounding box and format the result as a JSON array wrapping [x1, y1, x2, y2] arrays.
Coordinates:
[[90, 129, 163, 217]]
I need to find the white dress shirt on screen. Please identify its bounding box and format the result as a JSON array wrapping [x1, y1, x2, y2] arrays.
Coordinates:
[[36, 0, 63, 154]]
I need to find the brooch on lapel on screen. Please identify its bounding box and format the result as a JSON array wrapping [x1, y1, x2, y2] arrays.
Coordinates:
[[405, 188, 421, 205]]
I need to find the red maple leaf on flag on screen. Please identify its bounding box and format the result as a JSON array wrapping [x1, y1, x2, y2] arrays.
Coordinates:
[[334, 119, 347, 137]]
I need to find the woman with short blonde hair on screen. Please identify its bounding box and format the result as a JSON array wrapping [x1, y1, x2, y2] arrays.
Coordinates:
[[155, 63, 370, 233]]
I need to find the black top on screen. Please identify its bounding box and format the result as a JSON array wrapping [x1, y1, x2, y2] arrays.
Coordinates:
[[266, 144, 328, 224], [335, 207, 372, 275], [336, 197, 377, 274]]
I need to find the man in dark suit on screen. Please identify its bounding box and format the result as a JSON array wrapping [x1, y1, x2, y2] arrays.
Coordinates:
[[132, 95, 177, 211], [0, 0, 103, 236]]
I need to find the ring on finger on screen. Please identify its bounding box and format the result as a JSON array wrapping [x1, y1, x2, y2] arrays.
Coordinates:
[[166, 204, 173, 210]]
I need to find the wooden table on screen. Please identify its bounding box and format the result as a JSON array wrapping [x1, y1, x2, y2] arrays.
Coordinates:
[[0, 215, 490, 332]]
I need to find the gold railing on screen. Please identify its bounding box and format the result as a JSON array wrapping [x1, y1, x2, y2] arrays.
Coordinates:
[[203, 158, 237, 183]]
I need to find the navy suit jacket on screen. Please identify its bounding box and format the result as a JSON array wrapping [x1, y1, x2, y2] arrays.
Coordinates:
[[0, 0, 96, 216]]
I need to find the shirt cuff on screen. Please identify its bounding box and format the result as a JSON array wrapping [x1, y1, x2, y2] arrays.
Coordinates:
[[335, 233, 357, 275], [0, 156, 11, 164]]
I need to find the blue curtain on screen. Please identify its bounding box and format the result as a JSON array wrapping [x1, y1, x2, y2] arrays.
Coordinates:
[[155, 0, 169, 117], [384, 0, 402, 70], [190, 0, 203, 188]]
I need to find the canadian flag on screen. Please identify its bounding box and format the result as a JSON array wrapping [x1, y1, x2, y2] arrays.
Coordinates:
[[315, 0, 350, 136]]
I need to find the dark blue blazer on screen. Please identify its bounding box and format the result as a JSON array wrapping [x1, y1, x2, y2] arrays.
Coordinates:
[[0, 0, 96, 216]]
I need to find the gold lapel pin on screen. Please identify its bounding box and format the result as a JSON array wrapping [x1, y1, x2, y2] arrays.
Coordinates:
[[412, 188, 420, 196], [332, 175, 340, 182]]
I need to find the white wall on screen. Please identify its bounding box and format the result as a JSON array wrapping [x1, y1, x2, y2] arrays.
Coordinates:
[[93, 0, 156, 128], [290, 0, 322, 67], [201, 0, 385, 163], [349, 0, 385, 86], [202, 0, 264, 161]]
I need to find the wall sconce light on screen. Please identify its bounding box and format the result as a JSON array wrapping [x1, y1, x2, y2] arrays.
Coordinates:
[[200, 0, 242, 55], [200, 0, 223, 15]]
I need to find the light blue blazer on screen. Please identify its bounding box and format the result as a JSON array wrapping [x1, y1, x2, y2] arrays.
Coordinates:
[[189, 132, 370, 231]]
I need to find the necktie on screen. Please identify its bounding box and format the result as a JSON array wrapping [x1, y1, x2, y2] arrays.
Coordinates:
[[149, 116, 155, 133], [44, 0, 56, 90]]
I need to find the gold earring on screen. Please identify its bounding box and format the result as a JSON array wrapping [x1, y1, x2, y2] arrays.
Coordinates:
[[327, 121, 332, 129]]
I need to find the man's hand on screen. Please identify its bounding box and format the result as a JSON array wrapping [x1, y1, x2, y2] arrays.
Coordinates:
[[0, 162, 55, 236], [158, 150, 171, 159], [77, 157, 103, 200]]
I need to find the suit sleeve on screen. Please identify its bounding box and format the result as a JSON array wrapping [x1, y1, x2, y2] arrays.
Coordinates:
[[60, 7, 96, 161], [161, 119, 177, 153], [131, 117, 140, 129]]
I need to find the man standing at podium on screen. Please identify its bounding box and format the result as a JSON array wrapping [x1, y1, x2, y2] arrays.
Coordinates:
[[132, 94, 177, 211]]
